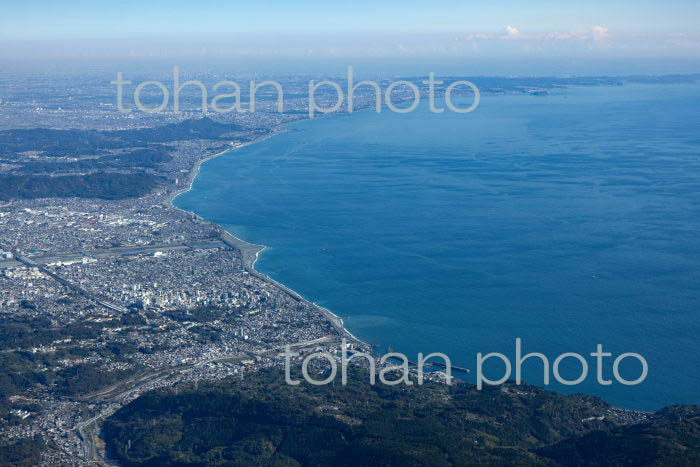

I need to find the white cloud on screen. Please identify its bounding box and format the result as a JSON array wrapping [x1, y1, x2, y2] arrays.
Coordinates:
[[505, 26, 521, 39], [592, 26, 609, 41], [498, 25, 610, 42]]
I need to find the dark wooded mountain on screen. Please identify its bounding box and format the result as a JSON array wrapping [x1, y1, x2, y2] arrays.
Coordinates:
[[103, 368, 700, 466]]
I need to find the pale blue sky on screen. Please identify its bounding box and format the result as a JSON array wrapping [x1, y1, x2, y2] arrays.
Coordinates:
[[1, 1, 699, 60], [3, 0, 699, 37]]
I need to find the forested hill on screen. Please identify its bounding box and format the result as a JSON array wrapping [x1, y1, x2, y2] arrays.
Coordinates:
[[103, 367, 700, 466], [0, 117, 247, 201], [0, 117, 242, 158]]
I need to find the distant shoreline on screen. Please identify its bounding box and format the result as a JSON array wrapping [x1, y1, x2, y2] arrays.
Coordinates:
[[165, 129, 287, 206], [168, 126, 369, 350]]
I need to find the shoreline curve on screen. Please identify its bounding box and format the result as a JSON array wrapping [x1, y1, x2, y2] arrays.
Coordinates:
[[168, 127, 370, 350]]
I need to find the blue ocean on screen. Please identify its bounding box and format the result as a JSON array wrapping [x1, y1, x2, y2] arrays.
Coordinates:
[[175, 83, 700, 410]]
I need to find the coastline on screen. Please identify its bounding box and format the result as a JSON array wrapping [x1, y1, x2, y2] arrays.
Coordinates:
[[168, 127, 370, 350], [164, 128, 287, 207], [156, 133, 649, 417]]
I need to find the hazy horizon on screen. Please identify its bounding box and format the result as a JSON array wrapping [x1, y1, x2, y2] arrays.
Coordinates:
[[2, 0, 700, 72]]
